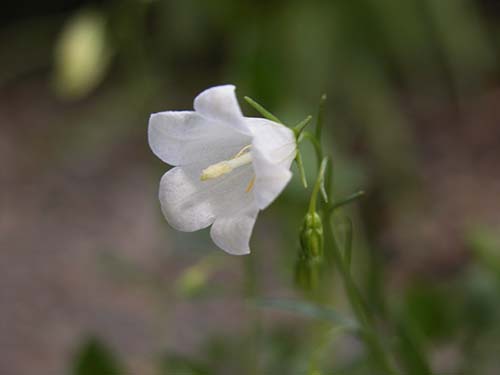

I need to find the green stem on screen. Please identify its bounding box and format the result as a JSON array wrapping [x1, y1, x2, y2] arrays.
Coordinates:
[[319, 154, 394, 373], [298, 94, 397, 374], [308, 157, 328, 215], [300, 131, 328, 202], [323, 211, 396, 374]]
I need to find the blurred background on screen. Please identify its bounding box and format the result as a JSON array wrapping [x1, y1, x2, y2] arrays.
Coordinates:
[[2, 0, 500, 374]]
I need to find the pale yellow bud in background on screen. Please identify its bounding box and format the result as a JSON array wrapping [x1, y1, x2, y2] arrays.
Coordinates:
[[53, 9, 112, 99]]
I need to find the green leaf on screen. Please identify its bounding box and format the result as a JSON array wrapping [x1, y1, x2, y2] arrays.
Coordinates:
[[72, 337, 123, 375]]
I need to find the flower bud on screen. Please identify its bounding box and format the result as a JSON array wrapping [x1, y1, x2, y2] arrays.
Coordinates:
[[300, 212, 324, 258], [294, 212, 324, 292], [295, 251, 322, 292]]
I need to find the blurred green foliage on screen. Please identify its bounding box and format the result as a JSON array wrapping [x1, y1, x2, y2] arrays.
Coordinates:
[[72, 337, 123, 375]]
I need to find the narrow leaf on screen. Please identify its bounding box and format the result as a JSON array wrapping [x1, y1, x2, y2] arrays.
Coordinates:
[[329, 191, 365, 212]]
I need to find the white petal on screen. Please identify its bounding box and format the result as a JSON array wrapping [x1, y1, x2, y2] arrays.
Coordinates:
[[210, 206, 259, 255], [149, 111, 249, 166], [159, 166, 215, 232], [193, 85, 251, 135], [247, 117, 296, 168], [246, 118, 296, 209], [159, 161, 256, 232], [252, 148, 293, 210]]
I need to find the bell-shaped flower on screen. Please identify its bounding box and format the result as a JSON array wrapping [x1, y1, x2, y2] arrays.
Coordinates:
[[148, 85, 296, 255]]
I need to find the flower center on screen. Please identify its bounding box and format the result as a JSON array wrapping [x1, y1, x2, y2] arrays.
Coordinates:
[[200, 145, 253, 181]]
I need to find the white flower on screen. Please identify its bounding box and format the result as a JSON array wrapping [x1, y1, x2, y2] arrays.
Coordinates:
[[148, 85, 296, 255]]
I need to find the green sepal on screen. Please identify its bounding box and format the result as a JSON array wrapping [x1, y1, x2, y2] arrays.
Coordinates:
[[244, 96, 283, 124]]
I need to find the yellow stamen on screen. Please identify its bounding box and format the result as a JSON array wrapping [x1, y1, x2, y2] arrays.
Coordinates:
[[245, 176, 256, 192], [233, 145, 251, 158], [200, 162, 232, 180], [200, 145, 253, 181]]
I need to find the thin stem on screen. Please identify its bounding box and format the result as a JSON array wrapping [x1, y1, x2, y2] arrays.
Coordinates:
[[323, 211, 396, 375], [319, 154, 395, 374], [308, 157, 328, 215], [300, 131, 328, 202]]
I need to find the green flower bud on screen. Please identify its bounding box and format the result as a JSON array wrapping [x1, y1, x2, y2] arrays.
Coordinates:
[[294, 212, 324, 292], [295, 252, 322, 291], [300, 212, 324, 258]]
